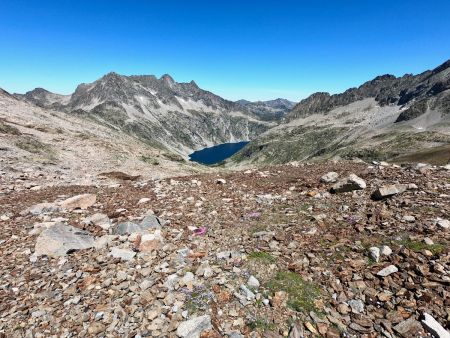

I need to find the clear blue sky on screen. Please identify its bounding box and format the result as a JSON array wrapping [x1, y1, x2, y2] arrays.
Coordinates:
[[1, 0, 449, 101]]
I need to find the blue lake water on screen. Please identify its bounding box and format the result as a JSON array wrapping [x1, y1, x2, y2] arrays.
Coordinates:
[[189, 141, 249, 165]]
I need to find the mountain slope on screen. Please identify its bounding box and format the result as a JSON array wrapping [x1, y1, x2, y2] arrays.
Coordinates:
[[231, 59, 450, 165], [235, 98, 296, 121], [16, 73, 276, 157], [1, 88, 204, 187]]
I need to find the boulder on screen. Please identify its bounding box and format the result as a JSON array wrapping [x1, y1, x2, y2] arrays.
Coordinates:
[[112, 215, 164, 235], [83, 213, 111, 230], [60, 194, 96, 210], [26, 202, 60, 215], [421, 313, 450, 338], [435, 218, 449, 230], [176, 315, 212, 338], [109, 247, 136, 261], [140, 214, 164, 229], [320, 172, 339, 183], [35, 223, 95, 257], [371, 184, 408, 200], [330, 174, 366, 193], [112, 222, 143, 235]]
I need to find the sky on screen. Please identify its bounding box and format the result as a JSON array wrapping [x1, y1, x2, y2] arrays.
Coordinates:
[[1, 0, 450, 102]]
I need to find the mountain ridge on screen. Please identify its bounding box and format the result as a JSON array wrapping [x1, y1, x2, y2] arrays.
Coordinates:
[[14, 72, 286, 157], [231, 59, 450, 165]]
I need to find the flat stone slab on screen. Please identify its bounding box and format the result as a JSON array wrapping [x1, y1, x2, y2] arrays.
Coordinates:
[[60, 194, 97, 210], [176, 315, 212, 338], [35, 223, 95, 257]]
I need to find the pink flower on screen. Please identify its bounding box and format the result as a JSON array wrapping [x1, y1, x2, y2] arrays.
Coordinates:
[[192, 226, 208, 236]]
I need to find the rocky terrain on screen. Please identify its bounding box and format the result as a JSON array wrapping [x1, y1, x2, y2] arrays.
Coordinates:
[[235, 99, 296, 121], [14, 73, 276, 157], [1, 160, 449, 337], [0, 89, 207, 188], [230, 60, 450, 165]]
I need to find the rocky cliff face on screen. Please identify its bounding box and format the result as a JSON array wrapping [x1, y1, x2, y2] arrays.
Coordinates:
[[232, 59, 450, 165], [16, 73, 275, 156], [287, 60, 450, 122]]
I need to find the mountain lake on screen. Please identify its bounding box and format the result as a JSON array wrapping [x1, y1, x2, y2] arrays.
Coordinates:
[[189, 141, 249, 165]]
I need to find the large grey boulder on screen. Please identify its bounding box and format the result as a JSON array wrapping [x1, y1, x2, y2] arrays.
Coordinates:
[[112, 222, 145, 235], [330, 174, 366, 193], [26, 202, 60, 215], [371, 184, 408, 200], [35, 223, 95, 257], [320, 171, 339, 183], [176, 315, 212, 338], [140, 214, 164, 229]]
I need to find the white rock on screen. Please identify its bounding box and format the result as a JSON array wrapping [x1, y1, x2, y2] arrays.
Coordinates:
[[402, 215, 416, 222], [60, 194, 96, 210], [137, 197, 151, 205], [176, 315, 212, 338], [421, 313, 450, 338], [181, 272, 195, 286], [83, 213, 111, 230], [424, 238, 434, 245], [368, 247, 380, 262], [164, 274, 180, 291], [371, 184, 407, 200], [94, 235, 116, 249], [109, 247, 136, 261], [348, 299, 365, 314], [380, 245, 392, 256], [435, 218, 449, 229], [320, 172, 339, 183], [377, 265, 398, 277], [330, 174, 366, 193], [247, 275, 260, 289]]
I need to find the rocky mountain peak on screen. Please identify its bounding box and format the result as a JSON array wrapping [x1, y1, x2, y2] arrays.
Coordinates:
[[432, 59, 450, 74], [160, 74, 175, 87]]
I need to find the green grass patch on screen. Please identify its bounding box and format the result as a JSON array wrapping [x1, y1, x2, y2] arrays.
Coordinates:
[[140, 155, 159, 165], [247, 318, 276, 331], [0, 120, 21, 135], [15, 136, 55, 156], [267, 271, 321, 313], [248, 251, 276, 263], [162, 152, 185, 162], [399, 239, 445, 255]]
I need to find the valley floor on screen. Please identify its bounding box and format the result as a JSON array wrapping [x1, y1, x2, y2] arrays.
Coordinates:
[[0, 161, 449, 337]]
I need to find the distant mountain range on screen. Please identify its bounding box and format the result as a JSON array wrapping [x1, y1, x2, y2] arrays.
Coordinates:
[[14, 73, 292, 156], [231, 59, 450, 165], [4, 59, 450, 170], [235, 98, 296, 121]]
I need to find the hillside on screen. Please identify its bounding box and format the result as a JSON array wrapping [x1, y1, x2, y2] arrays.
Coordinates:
[[231, 60, 450, 165], [0, 89, 205, 189], [15, 73, 277, 157]]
